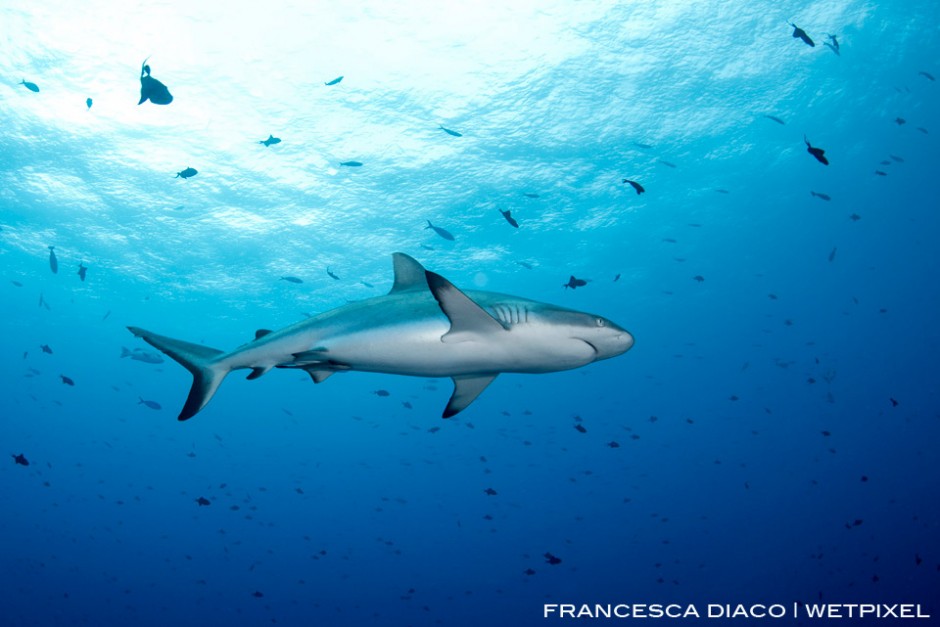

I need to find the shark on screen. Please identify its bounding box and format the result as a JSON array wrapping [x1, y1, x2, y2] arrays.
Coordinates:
[[128, 253, 634, 421]]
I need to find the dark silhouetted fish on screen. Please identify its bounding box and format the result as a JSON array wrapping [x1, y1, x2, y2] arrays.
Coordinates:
[[789, 22, 815, 47], [327, 267, 340, 280], [828, 247, 837, 262], [39, 293, 50, 310], [613, 273, 621, 282], [622, 179, 645, 195], [764, 114, 786, 125], [340, 160, 363, 167], [440, 125, 462, 137], [280, 276, 303, 284], [175, 167, 198, 179], [12, 453, 29, 466], [324, 76, 343, 86], [634, 141, 653, 149], [574, 423, 587, 433], [804, 136, 829, 165], [890, 397, 898, 407], [516, 261, 533, 269], [659, 159, 677, 168], [499, 208, 519, 228], [607, 441, 620, 448], [20, 79, 39, 92], [60, 375, 75, 386], [139, 397, 162, 410], [86, 97, 93, 109], [11, 280, 22, 287], [563, 276, 587, 290], [77, 262, 87, 281], [916, 127, 928, 134], [523, 193, 540, 199], [373, 389, 390, 397], [524, 568, 536, 576], [919, 71, 935, 81], [693, 275, 705, 282], [195, 496, 211, 506], [425, 220, 454, 241], [874, 170, 887, 176], [810, 191, 831, 201], [484, 488, 498, 496], [715, 188, 730, 194], [48, 246, 58, 273], [895, 117, 906, 125], [849, 213, 861, 221], [259, 134, 281, 147], [121, 347, 164, 363], [138, 57, 173, 105], [544, 552, 562, 565], [40, 344, 53, 354], [889, 154, 904, 163], [824, 34, 840, 55], [252, 590, 264, 598], [360, 281, 374, 288]]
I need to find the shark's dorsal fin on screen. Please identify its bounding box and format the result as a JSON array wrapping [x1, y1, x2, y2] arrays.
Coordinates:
[[444, 374, 498, 417], [425, 270, 507, 342], [388, 253, 428, 294], [255, 329, 273, 340]]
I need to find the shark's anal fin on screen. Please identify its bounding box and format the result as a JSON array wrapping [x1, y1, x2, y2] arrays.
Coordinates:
[[444, 374, 498, 418], [388, 253, 428, 294], [425, 270, 507, 342]]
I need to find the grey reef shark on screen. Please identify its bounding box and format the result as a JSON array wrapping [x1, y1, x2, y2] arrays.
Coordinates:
[[128, 253, 634, 420]]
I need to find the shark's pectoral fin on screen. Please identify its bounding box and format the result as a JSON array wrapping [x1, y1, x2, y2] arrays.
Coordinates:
[[444, 374, 498, 418], [425, 270, 507, 342]]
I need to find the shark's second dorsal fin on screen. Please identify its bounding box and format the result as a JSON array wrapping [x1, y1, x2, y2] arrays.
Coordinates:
[[425, 270, 507, 342], [388, 253, 428, 294], [255, 329, 273, 340]]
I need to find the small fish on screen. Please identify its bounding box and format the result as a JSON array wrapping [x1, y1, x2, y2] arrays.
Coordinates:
[[20, 79, 39, 92], [524, 568, 536, 576], [175, 167, 198, 179], [613, 274, 621, 282], [810, 191, 831, 201], [77, 262, 87, 282], [828, 247, 837, 262], [763, 114, 786, 125], [425, 220, 454, 241], [121, 347, 164, 364], [849, 213, 861, 221], [823, 34, 840, 55], [48, 246, 58, 274], [874, 170, 887, 176], [440, 125, 462, 137], [659, 159, 677, 168], [60, 375, 75, 386], [889, 154, 904, 163], [890, 397, 899, 407], [259, 134, 281, 147], [360, 281, 374, 288], [574, 424, 587, 433], [39, 293, 50, 310], [339, 161, 363, 167], [498, 208, 519, 228], [12, 453, 29, 466], [622, 179, 645, 195], [692, 275, 705, 282], [86, 97, 93, 109], [544, 552, 562, 565], [280, 276, 303, 284], [324, 76, 344, 86], [251, 590, 264, 598], [894, 117, 906, 125], [138, 397, 162, 410], [916, 127, 929, 134], [563, 276, 587, 290], [138, 57, 173, 105], [40, 344, 53, 354], [11, 280, 22, 287], [327, 267, 340, 280], [102, 310, 112, 321], [633, 141, 653, 149], [373, 389, 390, 397], [607, 441, 620, 448], [715, 188, 730, 194], [195, 496, 211, 506], [789, 22, 815, 47], [919, 71, 935, 81], [804, 136, 829, 165], [523, 193, 540, 199], [516, 261, 533, 270], [483, 488, 498, 496]]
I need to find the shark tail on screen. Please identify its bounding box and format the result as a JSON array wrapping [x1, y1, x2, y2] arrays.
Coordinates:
[[127, 327, 227, 421]]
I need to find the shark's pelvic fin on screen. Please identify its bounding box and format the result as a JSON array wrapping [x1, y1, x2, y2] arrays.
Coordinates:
[[425, 270, 507, 342], [444, 374, 498, 417], [127, 327, 227, 421], [388, 253, 428, 294]]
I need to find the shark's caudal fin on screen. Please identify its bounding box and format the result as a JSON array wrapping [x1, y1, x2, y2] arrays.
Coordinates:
[[127, 327, 227, 421]]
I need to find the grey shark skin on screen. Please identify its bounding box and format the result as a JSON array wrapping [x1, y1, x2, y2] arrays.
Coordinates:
[[128, 253, 633, 421]]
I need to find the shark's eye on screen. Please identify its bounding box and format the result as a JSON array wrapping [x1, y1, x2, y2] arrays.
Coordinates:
[[595, 317, 606, 327]]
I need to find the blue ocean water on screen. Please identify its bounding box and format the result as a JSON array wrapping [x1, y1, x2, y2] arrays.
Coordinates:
[[2, 0, 939, 625]]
